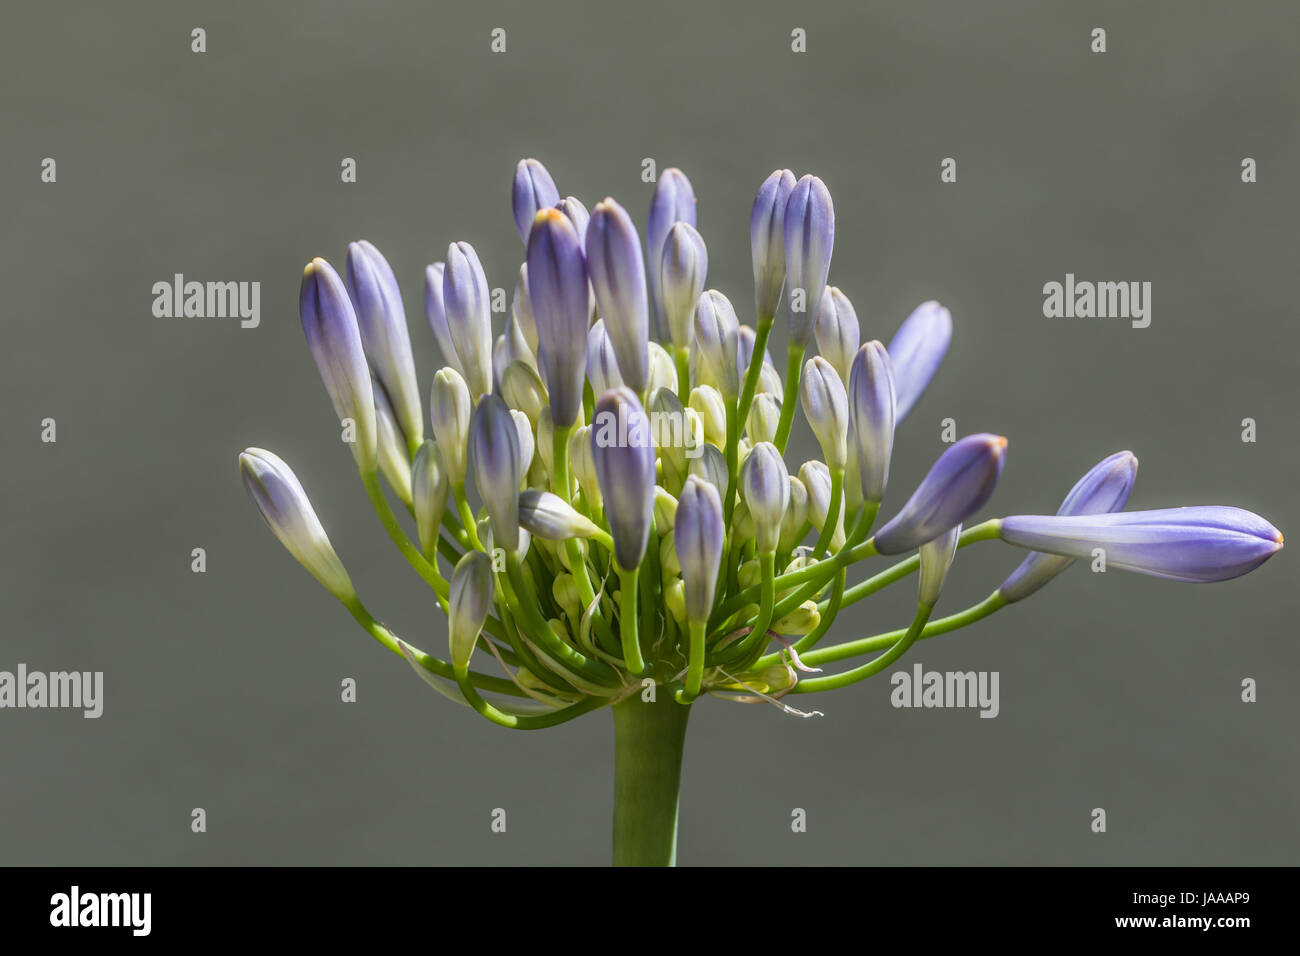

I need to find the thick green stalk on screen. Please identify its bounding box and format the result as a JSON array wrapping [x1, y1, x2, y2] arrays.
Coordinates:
[[612, 695, 691, 866]]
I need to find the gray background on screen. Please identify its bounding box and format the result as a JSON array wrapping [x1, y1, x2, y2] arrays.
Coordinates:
[[2, 0, 1297, 865]]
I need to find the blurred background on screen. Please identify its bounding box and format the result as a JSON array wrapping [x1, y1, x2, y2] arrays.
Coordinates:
[[2, 0, 1297, 864]]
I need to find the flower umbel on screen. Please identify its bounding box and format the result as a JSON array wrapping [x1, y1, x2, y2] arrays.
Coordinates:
[[241, 160, 1283, 866]]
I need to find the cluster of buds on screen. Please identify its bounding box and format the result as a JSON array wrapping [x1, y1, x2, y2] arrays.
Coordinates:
[[241, 159, 1283, 727]]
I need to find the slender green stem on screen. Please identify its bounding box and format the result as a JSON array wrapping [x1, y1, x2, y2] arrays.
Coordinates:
[[618, 566, 646, 675], [362, 470, 450, 603], [674, 347, 691, 404], [453, 667, 607, 730], [772, 344, 806, 452], [812, 467, 844, 558], [799, 591, 1008, 669], [677, 620, 707, 701], [612, 695, 691, 866], [790, 602, 934, 694], [709, 551, 776, 666]]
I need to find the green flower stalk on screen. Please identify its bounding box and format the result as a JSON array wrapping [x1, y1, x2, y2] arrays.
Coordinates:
[[240, 159, 1284, 866]]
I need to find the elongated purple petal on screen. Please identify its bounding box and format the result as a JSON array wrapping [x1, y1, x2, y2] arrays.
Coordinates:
[[799, 355, 848, 469], [660, 222, 708, 349], [887, 301, 952, 422], [874, 434, 1007, 554], [693, 290, 740, 400], [751, 169, 796, 321], [783, 175, 834, 347], [847, 341, 896, 504], [587, 198, 650, 392], [469, 394, 522, 552], [423, 262, 464, 377], [591, 387, 657, 570], [815, 286, 860, 382], [999, 507, 1283, 583], [675, 475, 724, 624], [442, 242, 495, 400], [587, 319, 624, 397], [647, 168, 697, 334], [526, 209, 591, 428], [999, 451, 1138, 602], [741, 442, 791, 554], [512, 158, 560, 242], [300, 258, 377, 469]]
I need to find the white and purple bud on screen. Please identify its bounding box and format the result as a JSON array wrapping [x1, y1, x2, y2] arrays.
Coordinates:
[[442, 241, 495, 400], [750, 168, 796, 321], [512, 158, 560, 243], [693, 290, 741, 400], [449, 550, 495, 673], [469, 394, 522, 553], [554, 196, 590, 251], [647, 168, 697, 332], [847, 341, 897, 504], [346, 241, 424, 448], [689, 444, 729, 501], [779, 474, 810, 553], [675, 475, 725, 624], [511, 263, 539, 354], [999, 451, 1139, 602], [499, 360, 547, 430], [587, 198, 650, 394], [526, 209, 591, 428], [799, 355, 849, 470], [741, 442, 791, 554], [591, 387, 657, 570], [659, 222, 708, 349], [510, 409, 535, 476], [300, 258, 377, 470], [647, 341, 678, 396], [800, 459, 845, 550], [423, 262, 463, 378], [918, 525, 961, 607], [430, 367, 472, 488], [689, 385, 727, 448], [587, 320, 625, 397], [411, 440, 449, 556], [746, 392, 782, 445], [518, 490, 602, 540], [568, 424, 601, 509], [886, 301, 952, 422], [373, 381, 414, 505], [815, 286, 860, 382], [874, 434, 1008, 555], [239, 448, 355, 601], [783, 174, 835, 347]]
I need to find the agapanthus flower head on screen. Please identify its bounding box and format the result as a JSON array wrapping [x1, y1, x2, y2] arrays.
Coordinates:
[[247, 157, 1282, 869]]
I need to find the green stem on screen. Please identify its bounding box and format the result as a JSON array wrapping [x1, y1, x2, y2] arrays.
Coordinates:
[[772, 344, 806, 452], [790, 602, 934, 694], [612, 695, 691, 866], [618, 566, 646, 675]]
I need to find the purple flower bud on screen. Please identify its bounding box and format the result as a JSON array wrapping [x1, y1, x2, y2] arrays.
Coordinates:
[[675, 475, 725, 624], [469, 394, 522, 552], [300, 258, 376, 469], [847, 341, 897, 503], [746, 392, 781, 445], [659, 222, 708, 349], [647, 168, 697, 332], [424, 262, 464, 378], [751, 169, 796, 321], [999, 507, 1283, 583], [783, 174, 835, 347], [999, 451, 1139, 602], [586, 198, 650, 393], [442, 242, 495, 400], [240, 448, 355, 601], [411, 440, 449, 556], [799, 459, 844, 549], [689, 444, 729, 501], [738, 324, 776, 373], [430, 367, 472, 488], [512, 158, 560, 242], [346, 241, 424, 447], [815, 286, 860, 382], [449, 550, 495, 673], [693, 290, 740, 400], [518, 489, 602, 540], [799, 355, 849, 469], [887, 300, 952, 422], [555, 196, 590, 251], [741, 442, 791, 554], [591, 387, 657, 570], [875, 434, 1007, 555], [526, 209, 591, 428], [918, 525, 961, 607], [587, 319, 624, 397], [510, 409, 535, 476]]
